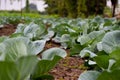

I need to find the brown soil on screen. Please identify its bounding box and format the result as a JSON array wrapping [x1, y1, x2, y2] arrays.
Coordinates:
[[0, 24, 16, 36], [49, 57, 86, 80], [0, 24, 86, 80], [45, 41, 86, 80]]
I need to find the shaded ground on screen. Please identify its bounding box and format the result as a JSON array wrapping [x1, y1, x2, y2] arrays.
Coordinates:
[[0, 24, 86, 80]]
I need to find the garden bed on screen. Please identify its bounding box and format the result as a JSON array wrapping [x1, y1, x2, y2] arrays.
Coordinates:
[[0, 24, 86, 80]]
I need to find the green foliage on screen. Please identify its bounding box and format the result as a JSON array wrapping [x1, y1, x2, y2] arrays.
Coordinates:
[[97, 70, 120, 80], [79, 30, 120, 80], [45, 0, 107, 18], [65, 0, 77, 18], [0, 56, 38, 80], [77, 0, 87, 17], [86, 0, 106, 15], [32, 56, 61, 79], [45, 0, 58, 14]]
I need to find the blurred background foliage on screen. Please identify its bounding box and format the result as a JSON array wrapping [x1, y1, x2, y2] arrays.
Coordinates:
[[0, 0, 119, 18], [44, 0, 118, 18], [45, 0, 107, 18]]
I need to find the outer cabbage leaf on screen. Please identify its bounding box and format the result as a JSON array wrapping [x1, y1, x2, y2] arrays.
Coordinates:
[[97, 70, 120, 80], [15, 22, 46, 39], [94, 55, 110, 69], [78, 71, 100, 80], [0, 37, 45, 61], [77, 31, 105, 45], [97, 31, 120, 53], [41, 47, 67, 60], [0, 61, 19, 80], [0, 56, 38, 80], [32, 56, 61, 79]]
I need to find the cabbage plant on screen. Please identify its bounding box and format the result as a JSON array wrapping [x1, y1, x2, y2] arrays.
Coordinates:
[[0, 37, 67, 80], [0, 37, 46, 61], [32, 48, 67, 80], [78, 31, 120, 80], [97, 31, 120, 53], [78, 49, 120, 80]]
